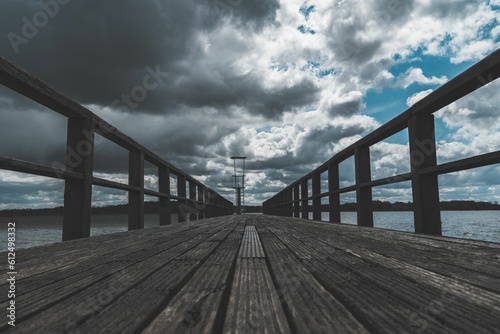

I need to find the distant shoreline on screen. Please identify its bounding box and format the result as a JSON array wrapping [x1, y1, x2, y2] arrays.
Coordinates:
[[0, 200, 498, 217]]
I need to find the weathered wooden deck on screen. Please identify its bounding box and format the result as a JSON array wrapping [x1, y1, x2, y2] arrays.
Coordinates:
[[2, 215, 500, 333]]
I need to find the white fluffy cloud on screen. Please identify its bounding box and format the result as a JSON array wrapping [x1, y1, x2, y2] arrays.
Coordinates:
[[396, 68, 448, 89], [406, 89, 434, 107]]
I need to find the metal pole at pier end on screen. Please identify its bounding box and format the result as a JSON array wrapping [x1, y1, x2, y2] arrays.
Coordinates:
[[230, 156, 246, 214]]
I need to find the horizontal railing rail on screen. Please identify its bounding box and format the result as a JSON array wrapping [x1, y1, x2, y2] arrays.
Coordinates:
[[262, 48, 500, 236], [0, 57, 233, 241]]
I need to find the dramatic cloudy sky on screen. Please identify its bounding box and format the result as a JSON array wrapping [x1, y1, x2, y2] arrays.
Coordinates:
[[0, 0, 499, 209]]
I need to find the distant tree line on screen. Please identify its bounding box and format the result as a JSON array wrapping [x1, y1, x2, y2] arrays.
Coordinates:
[[322, 200, 500, 212], [0, 200, 498, 217]]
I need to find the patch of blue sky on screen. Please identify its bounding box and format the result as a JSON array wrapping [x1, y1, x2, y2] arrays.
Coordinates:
[[270, 64, 289, 72], [362, 81, 453, 144], [270, 60, 289, 72], [479, 19, 500, 40], [299, 4, 315, 20], [297, 25, 316, 34], [370, 50, 478, 128], [302, 60, 320, 71], [256, 125, 272, 133], [389, 48, 472, 79], [433, 117, 450, 143], [301, 60, 336, 78], [318, 68, 337, 77]]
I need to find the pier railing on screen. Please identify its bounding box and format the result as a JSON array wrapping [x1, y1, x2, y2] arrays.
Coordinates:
[[263, 49, 500, 235], [0, 57, 233, 241]]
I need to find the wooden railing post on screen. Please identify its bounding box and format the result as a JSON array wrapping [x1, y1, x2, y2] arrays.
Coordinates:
[[293, 183, 300, 217], [177, 174, 187, 222], [159, 166, 171, 225], [287, 187, 293, 217], [189, 180, 197, 221], [217, 194, 222, 217], [301, 179, 308, 219], [328, 163, 341, 223], [355, 147, 373, 227], [205, 192, 211, 218], [128, 149, 144, 230], [312, 173, 321, 220], [408, 114, 442, 235], [62, 117, 94, 240], [280, 192, 286, 216], [198, 185, 205, 219]]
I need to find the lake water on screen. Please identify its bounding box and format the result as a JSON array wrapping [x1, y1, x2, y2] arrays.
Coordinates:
[[1, 211, 499, 251]]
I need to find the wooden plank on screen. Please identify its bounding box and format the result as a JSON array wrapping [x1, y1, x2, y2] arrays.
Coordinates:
[[291, 216, 500, 276], [224, 258, 291, 333], [255, 222, 369, 333], [1, 215, 499, 333], [0, 219, 237, 333], [262, 217, 500, 333], [240, 226, 265, 258], [0, 225, 214, 308], [0, 220, 223, 295], [224, 227, 291, 334], [272, 217, 500, 281], [68, 219, 239, 334], [280, 217, 500, 286], [142, 221, 244, 333], [0, 223, 209, 286]]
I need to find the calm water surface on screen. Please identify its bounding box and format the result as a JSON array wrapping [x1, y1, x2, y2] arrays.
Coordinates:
[[1, 211, 499, 251]]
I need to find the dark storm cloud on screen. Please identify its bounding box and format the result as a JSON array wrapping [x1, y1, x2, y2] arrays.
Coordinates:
[[416, 0, 479, 18], [0, 0, 295, 180], [0, 0, 288, 116], [0, 105, 67, 166]]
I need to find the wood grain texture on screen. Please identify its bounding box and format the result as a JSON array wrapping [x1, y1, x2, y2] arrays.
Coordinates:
[[0, 215, 498, 333]]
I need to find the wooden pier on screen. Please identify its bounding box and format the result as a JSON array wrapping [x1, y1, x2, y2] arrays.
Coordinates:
[[1, 215, 500, 333]]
